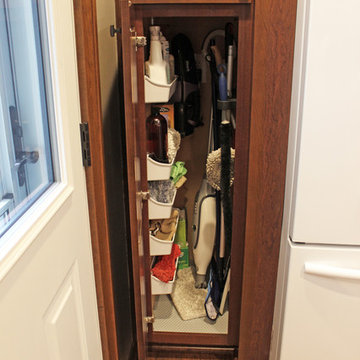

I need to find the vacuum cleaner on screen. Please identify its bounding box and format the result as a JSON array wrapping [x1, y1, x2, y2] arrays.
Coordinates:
[[192, 106, 217, 289], [193, 27, 236, 319], [192, 30, 225, 290]]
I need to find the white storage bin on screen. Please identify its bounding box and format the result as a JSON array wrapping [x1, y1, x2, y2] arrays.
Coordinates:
[[144, 76, 177, 103], [151, 257, 179, 295], [148, 190, 176, 219], [147, 154, 175, 181], [150, 209, 179, 256]]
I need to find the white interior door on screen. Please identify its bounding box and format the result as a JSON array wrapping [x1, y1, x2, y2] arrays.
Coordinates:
[[0, 0, 103, 359]]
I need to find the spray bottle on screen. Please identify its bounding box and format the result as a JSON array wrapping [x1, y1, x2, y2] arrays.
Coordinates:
[[145, 26, 168, 84], [160, 32, 171, 83]]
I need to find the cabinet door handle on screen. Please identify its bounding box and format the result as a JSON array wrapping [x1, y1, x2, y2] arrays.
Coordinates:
[[304, 262, 360, 280]]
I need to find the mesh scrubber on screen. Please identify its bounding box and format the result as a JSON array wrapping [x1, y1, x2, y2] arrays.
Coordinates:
[[168, 127, 181, 163], [206, 147, 235, 191]]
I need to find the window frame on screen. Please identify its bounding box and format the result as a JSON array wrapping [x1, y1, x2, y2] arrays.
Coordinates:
[[0, 0, 76, 279], [0, 0, 60, 238]]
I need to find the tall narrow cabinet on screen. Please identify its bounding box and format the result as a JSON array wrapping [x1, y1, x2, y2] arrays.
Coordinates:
[[115, 0, 298, 358], [73, 0, 298, 359]]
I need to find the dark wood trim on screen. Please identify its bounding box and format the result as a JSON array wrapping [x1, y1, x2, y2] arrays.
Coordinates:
[[137, 4, 247, 18], [133, 0, 250, 4], [150, 332, 229, 347], [73, 1, 119, 359], [228, 2, 254, 346], [148, 344, 237, 359], [237, 0, 298, 358]]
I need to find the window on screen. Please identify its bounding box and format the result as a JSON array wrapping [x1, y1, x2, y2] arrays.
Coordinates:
[[0, 0, 55, 237]]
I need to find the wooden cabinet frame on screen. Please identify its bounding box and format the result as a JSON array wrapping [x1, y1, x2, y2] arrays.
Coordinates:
[[73, 0, 297, 359], [130, 3, 253, 350]]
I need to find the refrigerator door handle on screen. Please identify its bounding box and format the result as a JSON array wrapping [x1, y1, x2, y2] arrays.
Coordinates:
[[304, 262, 360, 280]]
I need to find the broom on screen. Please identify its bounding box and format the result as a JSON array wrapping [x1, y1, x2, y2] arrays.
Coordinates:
[[220, 120, 232, 278]]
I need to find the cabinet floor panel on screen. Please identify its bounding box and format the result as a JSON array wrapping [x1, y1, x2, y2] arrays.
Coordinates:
[[153, 295, 228, 334]]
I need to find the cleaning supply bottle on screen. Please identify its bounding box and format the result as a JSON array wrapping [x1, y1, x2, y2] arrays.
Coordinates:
[[169, 54, 175, 83], [145, 26, 167, 84], [146, 108, 169, 163], [160, 32, 171, 83]]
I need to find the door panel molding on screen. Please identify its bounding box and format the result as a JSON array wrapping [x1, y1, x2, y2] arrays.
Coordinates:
[[43, 261, 89, 360]]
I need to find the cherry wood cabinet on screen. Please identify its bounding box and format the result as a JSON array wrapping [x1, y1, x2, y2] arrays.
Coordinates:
[[73, 0, 298, 359]]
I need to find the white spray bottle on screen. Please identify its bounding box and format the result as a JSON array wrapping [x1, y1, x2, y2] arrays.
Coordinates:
[[160, 32, 171, 83], [145, 26, 167, 84]]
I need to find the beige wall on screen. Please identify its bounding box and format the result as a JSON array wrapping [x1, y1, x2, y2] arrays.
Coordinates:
[[96, 0, 118, 115]]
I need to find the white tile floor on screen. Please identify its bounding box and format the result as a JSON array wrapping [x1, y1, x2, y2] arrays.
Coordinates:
[[153, 294, 228, 334]]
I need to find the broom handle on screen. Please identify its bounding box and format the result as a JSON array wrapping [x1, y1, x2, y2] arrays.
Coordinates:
[[220, 205, 225, 258], [227, 45, 234, 98]]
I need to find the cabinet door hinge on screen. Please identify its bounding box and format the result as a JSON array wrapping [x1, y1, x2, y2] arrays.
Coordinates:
[[135, 36, 147, 48], [145, 315, 155, 324], [110, 25, 121, 37], [79, 123, 91, 167], [137, 191, 150, 201], [130, 27, 147, 50]]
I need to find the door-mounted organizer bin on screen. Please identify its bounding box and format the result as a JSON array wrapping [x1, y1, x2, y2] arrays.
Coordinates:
[[150, 208, 179, 256], [151, 257, 179, 295], [145, 76, 178, 103], [147, 154, 176, 181], [148, 189, 177, 220]]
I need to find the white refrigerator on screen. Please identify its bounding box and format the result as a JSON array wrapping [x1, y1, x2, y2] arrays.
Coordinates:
[[271, 0, 360, 359]]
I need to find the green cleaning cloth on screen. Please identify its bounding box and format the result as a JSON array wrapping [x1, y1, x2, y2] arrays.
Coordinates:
[[170, 161, 187, 184], [174, 209, 189, 269]]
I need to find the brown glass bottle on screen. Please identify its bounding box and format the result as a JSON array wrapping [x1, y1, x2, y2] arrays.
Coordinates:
[[146, 108, 168, 163]]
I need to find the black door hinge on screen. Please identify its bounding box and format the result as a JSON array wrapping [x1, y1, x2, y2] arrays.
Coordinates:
[[79, 123, 91, 167], [110, 25, 121, 37]]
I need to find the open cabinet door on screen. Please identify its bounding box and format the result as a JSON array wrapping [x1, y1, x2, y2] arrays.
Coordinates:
[[117, 0, 151, 358]]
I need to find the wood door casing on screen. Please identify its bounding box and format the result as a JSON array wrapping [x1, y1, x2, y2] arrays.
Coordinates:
[[148, 344, 237, 359], [237, 0, 298, 358], [133, 0, 251, 4], [135, 3, 252, 348], [73, 1, 119, 359]]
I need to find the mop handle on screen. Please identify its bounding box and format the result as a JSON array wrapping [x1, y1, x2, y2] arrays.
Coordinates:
[[210, 45, 223, 68], [227, 45, 234, 98], [220, 206, 225, 258]]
